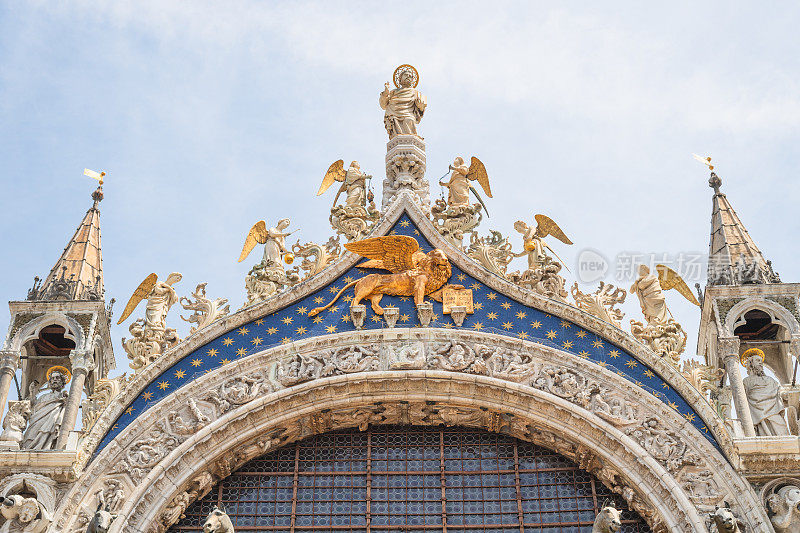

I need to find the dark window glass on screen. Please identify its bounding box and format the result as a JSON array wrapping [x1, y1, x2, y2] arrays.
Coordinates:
[[169, 426, 650, 531]]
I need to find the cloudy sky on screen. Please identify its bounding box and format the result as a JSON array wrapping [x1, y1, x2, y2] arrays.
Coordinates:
[[1, 1, 799, 379]]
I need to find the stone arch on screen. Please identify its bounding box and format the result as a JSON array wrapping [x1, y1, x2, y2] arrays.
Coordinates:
[[10, 313, 85, 353], [724, 297, 800, 338], [0, 473, 57, 516], [724, 297, 800, 382], [54, 331, 771, 533]]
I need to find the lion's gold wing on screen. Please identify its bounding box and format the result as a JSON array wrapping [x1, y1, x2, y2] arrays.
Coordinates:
[[534, 214, 573, 245], [117, 273, 158, 324], [656, 264, 700, 306], [345, 235, 420, 273], [237, 221, 269, 263], [317, 160, 346, 196], [466, 156, 492, 198]]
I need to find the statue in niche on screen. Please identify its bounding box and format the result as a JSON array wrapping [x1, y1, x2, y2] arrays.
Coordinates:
[[21, 366, 70, 450], [379, 64, 426, 139], [0, 493, 52, 533], [742, 348, 789, 436]]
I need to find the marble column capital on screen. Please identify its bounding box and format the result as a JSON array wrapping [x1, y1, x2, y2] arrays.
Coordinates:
[[0, 350, 20, 374], [718, 337, 741, 361], [69, 350, 94, 374]]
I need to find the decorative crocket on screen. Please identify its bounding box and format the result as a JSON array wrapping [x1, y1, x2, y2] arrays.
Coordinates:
[[308, 235, 459, 316]]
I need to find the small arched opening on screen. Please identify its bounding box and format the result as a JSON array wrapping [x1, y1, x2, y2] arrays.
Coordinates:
[[734, 309, 792, 384], [19, 324, 76, 398]]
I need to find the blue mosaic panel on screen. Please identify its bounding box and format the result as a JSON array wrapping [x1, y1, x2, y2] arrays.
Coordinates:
[[96, 213, 718, 455]]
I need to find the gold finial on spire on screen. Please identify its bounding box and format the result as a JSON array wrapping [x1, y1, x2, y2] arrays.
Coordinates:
[[84, 168, 107, 186], [84, 168, 107, 205], [692, 154, 714, 171], [693, 154, 722, 193]]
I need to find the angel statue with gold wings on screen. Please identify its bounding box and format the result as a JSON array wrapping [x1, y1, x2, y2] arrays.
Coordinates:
[[238, 218, 294, 266], [118, 272, 182, 330], [439, 156, 492, 212], [629, 264, 699, 325], [117, 272, 182, 370], [513, 214, 573, 271], [317, 160, 372, 209], [431, 156, 493, 246], [308, 235, 460, 317], [629, 264, 699, 366], [238, 218, 301, 306], [507, 214, 572, 301], [317, 160, 379, 241]]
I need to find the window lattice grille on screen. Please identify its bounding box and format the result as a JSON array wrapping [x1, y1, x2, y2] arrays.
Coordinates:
[[169, 425, 650, 532]]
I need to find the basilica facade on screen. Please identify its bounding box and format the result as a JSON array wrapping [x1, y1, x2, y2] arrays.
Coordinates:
[[0, 65, 798, 533]]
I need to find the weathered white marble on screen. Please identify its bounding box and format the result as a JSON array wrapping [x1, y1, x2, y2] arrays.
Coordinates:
[[55, 325, 773, 532]]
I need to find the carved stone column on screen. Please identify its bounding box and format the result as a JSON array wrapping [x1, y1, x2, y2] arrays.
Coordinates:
[[0, 350, 20, 419], [383, 134, 430, 212], [55, 349, 94, 449], [790, 335, 800, 379], [720, 337, 756, 437]]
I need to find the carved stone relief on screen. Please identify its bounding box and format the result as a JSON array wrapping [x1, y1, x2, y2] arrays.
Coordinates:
[[204, 370, 273, 415], [0, 473, 57, 533], [56, 326, 772, 533], [159, 472, 214, 530], [386, 341, 426, 369], [111, 421, 184, 483], [625, 417, 700, 472], [762, 478, 800, 533], [428, 341, 480, 372]]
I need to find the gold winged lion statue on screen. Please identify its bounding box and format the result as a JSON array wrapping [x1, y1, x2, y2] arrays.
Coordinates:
[[308, 235, 461, 317]]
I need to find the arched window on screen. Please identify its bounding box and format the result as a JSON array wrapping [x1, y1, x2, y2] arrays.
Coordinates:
[[169, 426, 650, 532], [734, 309, 792, 383]]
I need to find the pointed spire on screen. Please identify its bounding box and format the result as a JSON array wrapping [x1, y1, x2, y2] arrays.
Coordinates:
[[29, 186, 105, 301], [706, 172, 779, 285]]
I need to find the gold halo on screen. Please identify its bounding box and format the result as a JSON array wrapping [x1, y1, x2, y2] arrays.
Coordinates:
[[741, 347, 765, 366], [393, 64, 419, 88], [46, 365, 72, 383]]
